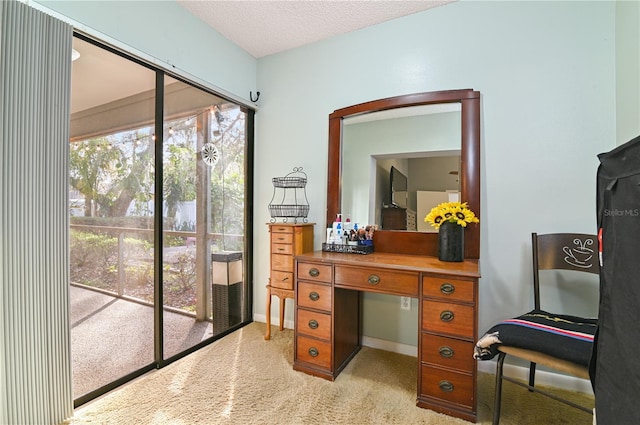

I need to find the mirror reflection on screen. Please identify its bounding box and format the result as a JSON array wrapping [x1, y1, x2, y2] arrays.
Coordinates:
[[341, 104, 461, 232]]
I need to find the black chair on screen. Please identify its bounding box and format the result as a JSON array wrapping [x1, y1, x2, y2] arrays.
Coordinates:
[[475, 233, 599, 425]]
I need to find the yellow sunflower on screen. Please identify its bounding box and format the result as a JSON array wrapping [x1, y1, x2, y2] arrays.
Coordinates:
[[425, 208, 447, 228], [424, 201, 479, 229]]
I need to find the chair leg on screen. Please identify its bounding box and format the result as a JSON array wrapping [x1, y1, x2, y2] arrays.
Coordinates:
[[528, 361, 537, 391], [493, 352, 507, 425]]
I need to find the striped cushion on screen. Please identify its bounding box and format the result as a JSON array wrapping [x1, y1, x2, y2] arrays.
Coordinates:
[[474, 309, 597, 366]]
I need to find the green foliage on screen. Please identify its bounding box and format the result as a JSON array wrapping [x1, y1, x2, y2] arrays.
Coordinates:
[[163, 143, 196, 222], [125, 264, 154, 290], [68, 104, 248, 313], [70, 131, 155, 217], [70, 230, 118, 289], [168, 252, 196, 291]]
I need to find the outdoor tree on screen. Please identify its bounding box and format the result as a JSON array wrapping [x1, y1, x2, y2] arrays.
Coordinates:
[[69, 137, 124, 217], [163, 127, 197, 228], [69, 105, 246, 236]]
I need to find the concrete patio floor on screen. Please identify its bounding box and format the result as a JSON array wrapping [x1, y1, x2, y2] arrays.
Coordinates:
[[70, 284, 213, 399]]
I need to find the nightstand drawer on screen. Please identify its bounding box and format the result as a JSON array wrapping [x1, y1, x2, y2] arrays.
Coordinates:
[[423, 276, 475, 303], [297, 281, 332, 312], [421, 333, 474, 372], [422, 300, 474, 338], [297, 262, 332, 283], [296, 335, 331, 369], [297, 309, 331, 341], [270, 270, 293, 289], [335, 265, 418, 296], [421, 364, 473, 409]]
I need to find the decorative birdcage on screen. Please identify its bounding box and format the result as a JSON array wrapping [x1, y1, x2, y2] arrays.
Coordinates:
[[268, 167, 310, 223]]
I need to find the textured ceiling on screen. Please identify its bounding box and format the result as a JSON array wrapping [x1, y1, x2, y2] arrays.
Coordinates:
[[177, 1, 455, 58]]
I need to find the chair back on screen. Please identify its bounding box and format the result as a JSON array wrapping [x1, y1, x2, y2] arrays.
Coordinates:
[[532, 233, 599, 310]]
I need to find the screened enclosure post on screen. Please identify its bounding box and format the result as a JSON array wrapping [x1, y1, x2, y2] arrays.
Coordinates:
[[195, 111, 212, 321], [118, 232, 125, 296]]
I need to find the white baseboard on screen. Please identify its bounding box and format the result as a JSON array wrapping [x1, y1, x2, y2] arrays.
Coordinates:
[[361, 335, 418, 357], [254, 313, 294, 331], [253, 316, 592, 395]]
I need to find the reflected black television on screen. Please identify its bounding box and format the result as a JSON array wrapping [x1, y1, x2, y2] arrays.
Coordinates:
[[390, 166, 408, 209]]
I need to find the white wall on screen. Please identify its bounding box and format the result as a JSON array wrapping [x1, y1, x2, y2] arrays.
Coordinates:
[[616, 0, 640, 144], [256, 1, 617, 346]]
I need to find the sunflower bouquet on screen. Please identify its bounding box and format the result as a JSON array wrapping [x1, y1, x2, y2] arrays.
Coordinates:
[[424, 201, 479, 229]]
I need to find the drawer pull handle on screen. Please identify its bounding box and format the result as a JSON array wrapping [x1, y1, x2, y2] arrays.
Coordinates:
[[440, 283, 455, 295], [309, 268, 320, 277], [282, 277, 289, 282], [308, 319, 319, 329], [309, 291, 320, 301], [439, 380, 454, 392], [440, 310, 454, 322], [368, 274, 380, 285], [439, 346, 454, 358], [308, 347, 319, 357]]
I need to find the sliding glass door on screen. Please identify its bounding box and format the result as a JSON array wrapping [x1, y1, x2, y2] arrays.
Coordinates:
[[69, 36, 157, 400], [161, 77, 250, 359], [69, 35, 253, 404]]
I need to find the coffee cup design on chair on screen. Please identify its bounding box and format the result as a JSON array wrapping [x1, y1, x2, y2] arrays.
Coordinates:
[[563, 238, 594, 268]]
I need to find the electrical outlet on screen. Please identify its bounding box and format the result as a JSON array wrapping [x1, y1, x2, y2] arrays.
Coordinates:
[[400, 296, 411, 311]]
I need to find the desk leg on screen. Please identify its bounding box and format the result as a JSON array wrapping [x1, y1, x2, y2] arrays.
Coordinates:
[[265, 285, 272, 340]]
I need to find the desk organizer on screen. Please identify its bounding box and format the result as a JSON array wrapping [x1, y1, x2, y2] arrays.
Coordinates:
[[321, 242, 374, 255]]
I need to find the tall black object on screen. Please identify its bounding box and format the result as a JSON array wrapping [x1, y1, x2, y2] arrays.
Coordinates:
[[211, 252, 243, 334], [593, 134, 640, 423]]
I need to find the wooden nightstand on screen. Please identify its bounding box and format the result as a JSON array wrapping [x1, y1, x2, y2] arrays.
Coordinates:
[[265, 223, 314, 340]]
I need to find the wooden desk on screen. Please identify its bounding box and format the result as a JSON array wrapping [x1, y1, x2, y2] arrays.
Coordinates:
[[293, 251, 480, 422]]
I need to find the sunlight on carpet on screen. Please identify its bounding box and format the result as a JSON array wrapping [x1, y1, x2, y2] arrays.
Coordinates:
[[64, 322, 593, 425]]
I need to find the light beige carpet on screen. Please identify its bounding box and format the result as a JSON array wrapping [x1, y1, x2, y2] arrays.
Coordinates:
[[64, 322, 593, 425]]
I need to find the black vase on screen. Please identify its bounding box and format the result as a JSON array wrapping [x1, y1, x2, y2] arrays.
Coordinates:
[[438, 221, 464, 262]]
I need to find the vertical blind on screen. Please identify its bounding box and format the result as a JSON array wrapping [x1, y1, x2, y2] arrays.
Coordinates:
[[0, 1, 74, 423]]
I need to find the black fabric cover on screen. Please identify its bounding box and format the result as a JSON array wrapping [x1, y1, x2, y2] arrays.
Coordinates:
[[474, 309, 597, 366], [593, 134, 640, 423]]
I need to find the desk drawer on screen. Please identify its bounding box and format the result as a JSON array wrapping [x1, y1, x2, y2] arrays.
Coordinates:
[[296, 335, 331, 369], [271, 270, 293, 290], [421, 333, 474, 372], [272, 253, 293, 271], [334, 266, 418, 296], [420, 364, 473, 409], [297, 309, 331, 341], [297, 281, 332, 312], [423, 276, 475, 303], [297, 262, 332, 283], [422, 300, 474, 338]]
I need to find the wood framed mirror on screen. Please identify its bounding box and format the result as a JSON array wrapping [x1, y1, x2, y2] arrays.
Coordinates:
[[326, 89, 480, 259]]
